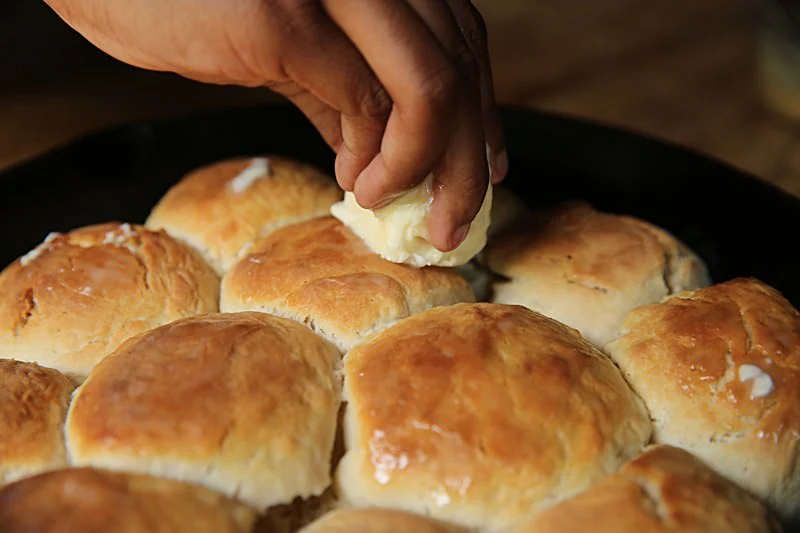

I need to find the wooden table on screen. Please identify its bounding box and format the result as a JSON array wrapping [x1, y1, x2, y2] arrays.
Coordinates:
[[2, 0, 800, 198]]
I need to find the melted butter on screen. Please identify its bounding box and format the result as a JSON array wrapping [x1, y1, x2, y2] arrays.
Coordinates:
[[367, 418, 474, 506], [101, 223, 137, 250], [19, 232, 60, 267], [369, 429, 410, 485], [77, 286, 93, 296], [229, 158, 271, 193], [429, 478, 472, 508], [410, 420, 461, 441], [446, 475, 472, 498], [432, 487, 451, 507], [738, 364, 775, 399]]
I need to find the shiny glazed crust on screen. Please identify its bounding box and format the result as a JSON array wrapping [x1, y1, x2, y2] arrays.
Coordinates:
[[65, 312, 342, 510], [337, 303, 652, 532], [220, 217, 475, 352], [0, 360, 75, 484], [487, 201, 710, 346], [514, 445, 783, 533], [146, 156, 342, 274], [606, 278, 800, 518], [0, 467, 256, 533], [0, 223, 220, 378]]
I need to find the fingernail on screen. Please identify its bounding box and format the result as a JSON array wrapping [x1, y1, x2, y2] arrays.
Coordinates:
[[335, 150, 356, 192], [353, 159, 383, 208], [333, 152, 356, 192], [451, 223, 471, 249], [493, 150, 508, 184]]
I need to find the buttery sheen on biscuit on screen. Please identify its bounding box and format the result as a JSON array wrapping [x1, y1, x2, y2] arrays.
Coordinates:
[[513, 445, 782, 533], [0, 223, 219, 378], [0, 360, 75, 484], [146, 156, 342, 274], [487, 201, 710, 346], [605, 278, 800, 519], [0, 468, 256, 533], [336, 303, 652, 532], [299, 508, 466, 533], [65, 312, 341, 510], [220, 217, 474, 352]]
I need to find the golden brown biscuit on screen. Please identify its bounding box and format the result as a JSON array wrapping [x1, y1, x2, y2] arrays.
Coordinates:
[[336, 303, 652, 532], [65, 312, 341, 511], [146, 156, 342, 274], [220, 217, 474, 352], [0, 468, 256, 533], [606, 278, 800, 519], [0, 223, 219, 378], [0, 360, 75, 484], [298, 508, 466, 533], [513, 445, 782, 533], [487, 201, 710, 346]]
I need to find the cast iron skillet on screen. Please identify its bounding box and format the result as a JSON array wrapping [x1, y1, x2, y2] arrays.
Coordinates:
[[1, 103, 798, 306], [0, 104, 799, 529]]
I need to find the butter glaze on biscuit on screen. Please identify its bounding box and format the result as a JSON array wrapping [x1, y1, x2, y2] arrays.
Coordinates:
[[337, 303, 652, 532], [221, 217, 474, 352], [0, 223, 219, 378], [606, 278, 800, 519]]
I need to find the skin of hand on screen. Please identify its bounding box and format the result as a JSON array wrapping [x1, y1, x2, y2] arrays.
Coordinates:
[[44, 0, 508, 251]]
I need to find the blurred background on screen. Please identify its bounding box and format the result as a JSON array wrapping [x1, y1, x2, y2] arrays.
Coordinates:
[[2, 0, 800, 198]]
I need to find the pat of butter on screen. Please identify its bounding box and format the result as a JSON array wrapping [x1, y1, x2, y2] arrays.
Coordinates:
[[331, 176, 493, 268], [19, 232, 60, 267], [738, 364, 774, 399]]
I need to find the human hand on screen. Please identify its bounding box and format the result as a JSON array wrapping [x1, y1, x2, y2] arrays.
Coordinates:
[[44, 0, 507, 251]]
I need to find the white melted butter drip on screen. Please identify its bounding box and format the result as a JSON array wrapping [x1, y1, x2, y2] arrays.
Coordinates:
[[369, 429, 409, 485], [102, 223, 135, 246], [738, 364, 774, 399], [19, 232, 60, 267], [229, 157, 271, 193], [432, 487, 452, 507]]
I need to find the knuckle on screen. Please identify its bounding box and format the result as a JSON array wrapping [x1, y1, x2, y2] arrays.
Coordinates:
[[358, 81, 392, 121], [449, 0, 489, 48], [453, 43, 481, 84], [416, 65, 459, 108], [266, 0, 311, 17], [269, 0, 322, 39], [292, 5, 326, 35], [263, 1, 327, 77], [465, 168, 490, 197], [466, 4, 489, 48]]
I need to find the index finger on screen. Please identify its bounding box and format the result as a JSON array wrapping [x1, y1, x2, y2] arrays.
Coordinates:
[[446, 0, 507, 183], [321, 0, 460, 209]]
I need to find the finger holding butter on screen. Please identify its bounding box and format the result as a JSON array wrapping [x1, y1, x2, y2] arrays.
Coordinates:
[[331, 148, 495, 268]]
